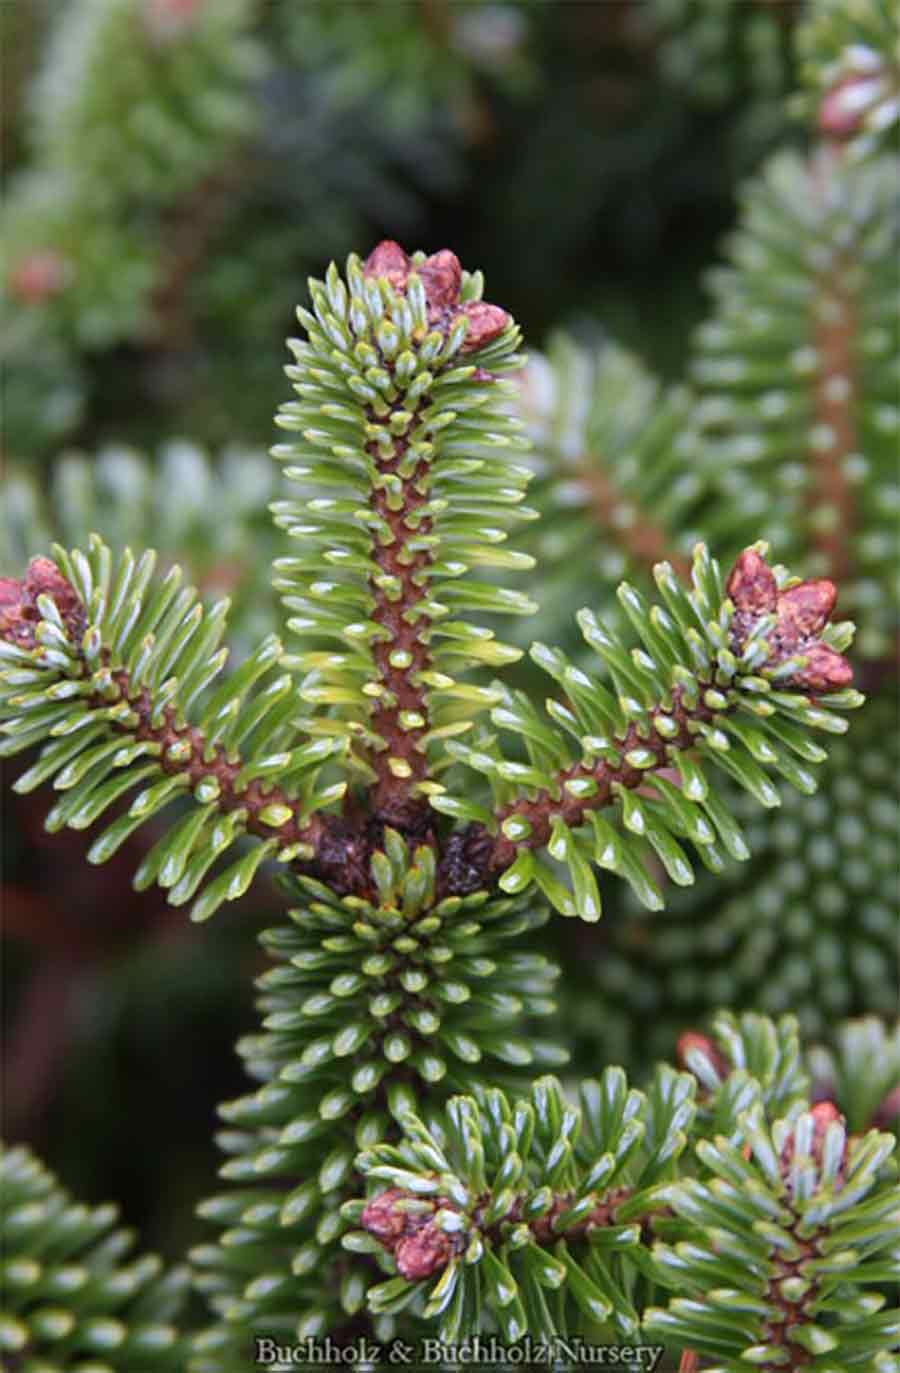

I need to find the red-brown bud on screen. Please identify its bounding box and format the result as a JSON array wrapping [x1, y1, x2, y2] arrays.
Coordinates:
[[460, 301, 509, 353], [360, 1188, 409, 1244], [727, 548, 852, 695], [364, 240, 410, 290], [395, 1223, 453, 1280], [726, 548, 777, 615], [418, 249, 462, 311], [8, 250, 70, 304], [774, 580, 837, 646], [819, 73, 885, 140], [360, 1187, 460, 1280], [0, 557, 83, 650], [791, 642, 854, 692]]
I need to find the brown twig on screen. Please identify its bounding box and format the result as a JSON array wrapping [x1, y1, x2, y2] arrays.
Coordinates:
[[810, 258, 857, 583], [488, 686, 714, 872], [365, 400, 436, 831], [359, 243, 508, 831], [580, 463, 691, 580], [362, 1182, 642, 1280]]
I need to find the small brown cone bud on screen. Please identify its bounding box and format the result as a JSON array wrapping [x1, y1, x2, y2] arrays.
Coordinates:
[[395, 1223, 452, 1280], [418, 250, 462, 310], [8, 250, 70, 303], [726, 548, 778, 615], [727, 549, 852, 694], [810, 1101, 843, 1129], [360, 1188, 409, 1245], [0, 558, 83, 650], [775, 580, 837, 645], [793, 642, 853, 692], [364, 240, 410, 290], [460, 301, 509, 354], [819, 74, 884, 140]]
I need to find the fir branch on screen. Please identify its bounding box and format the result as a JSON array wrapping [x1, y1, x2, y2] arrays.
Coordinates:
[[487, 678, 714, 875], [348, 1054, 900, 1355], [0, 543, 352, 919], [360, 245, 456, 823], [646, 1101, 900, 1370], [0, 1144, 190, 1368], [348, 1068, 695, 1340], [191, 844, 564, 1362], [579, 460, 692, 581], [271, 240, 533, 832], [810, 178, 858, 584], [442, 543, 860, 911]]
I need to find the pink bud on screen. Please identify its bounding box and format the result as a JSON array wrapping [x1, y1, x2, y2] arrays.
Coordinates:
[[8, 250, 70, 303], [819, 73, 883, 139], [0, 558, 82, 650], [460, 302, 509, 354], [726, 549, 778, 614], [364, 241, 410, 290], [793, 642, 853, 692], [360, 1188, 408, 1245], [776, 580, 837, 643], [418, 250, 462, 310], [395, 1223, 452, 1280]]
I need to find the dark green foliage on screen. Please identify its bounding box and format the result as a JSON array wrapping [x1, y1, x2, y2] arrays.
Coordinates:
[[635, 0, 798, 148], [0, 1143, 189, 1370], [691, 147, 899, 659], [646, 1104, 900, 1369], [189, 846, 562, 1368], [3, 0, 261, 348], [347, 1018, 900, 1360], [590, 693, 899, 1066], [270, 247, 533, 789]]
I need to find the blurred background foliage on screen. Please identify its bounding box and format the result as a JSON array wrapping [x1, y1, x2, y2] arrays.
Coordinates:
[[1, 0, 897, 1283]]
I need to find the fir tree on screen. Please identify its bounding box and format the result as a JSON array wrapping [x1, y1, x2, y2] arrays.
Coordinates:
[[2, 2, 898, 1368]]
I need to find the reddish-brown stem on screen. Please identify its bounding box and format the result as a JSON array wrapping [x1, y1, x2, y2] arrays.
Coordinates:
[[365, 402, 435, 831], [811, 264, 857, 583], [679, 1354, 700, 1373], [363, 1182, 652, 1280], [807, 141, 859, 586], [580, 462, 691, 580], [60, 665, 369, 893], [487, 687, 715, 872]]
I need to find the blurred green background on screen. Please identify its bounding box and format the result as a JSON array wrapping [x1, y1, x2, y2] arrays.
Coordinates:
[[3, 0, 846, 1273]]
